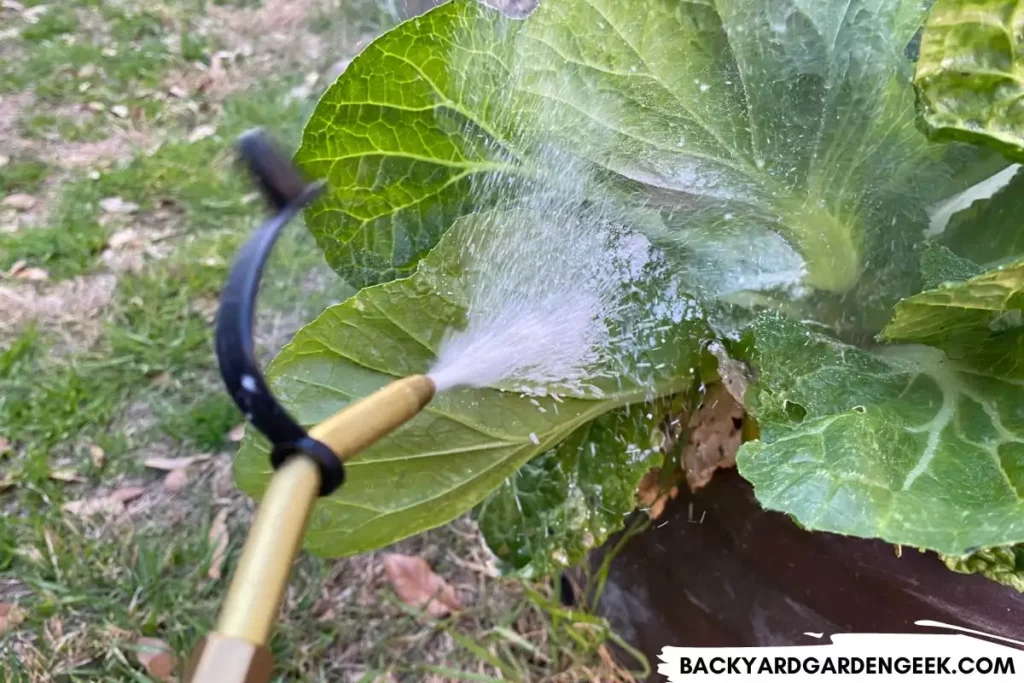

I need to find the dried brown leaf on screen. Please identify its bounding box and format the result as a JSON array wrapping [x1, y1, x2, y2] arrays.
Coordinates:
[[383, 553, 462, 618], [0, 437, 10, 453], [707, 341, 752, 407], [143, 454, 208, 471], [227, 423, 245, 442], [14, 267, 48, 281], [111, 486, 146, 503], [135, 637, 175, 681], [207, 508, 230, 579], [187, 125, 216, 143], [0, 604, 25, 635], [0, 473, 15, 493], [89, 445, 105, 468], [636, 469, 678, 521], [683, 385, 744, 492], [62, 486, 145, 517], [49, 468, 84, 483], [99, 197, 139, 214], [1, 194, 37, 211], [163, 468, 188, 493]]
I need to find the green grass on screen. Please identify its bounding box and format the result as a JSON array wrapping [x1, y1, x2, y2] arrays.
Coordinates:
[[0, 157, 50, 195], [19, 112, 108, 143], [0, 1, 639, 679]]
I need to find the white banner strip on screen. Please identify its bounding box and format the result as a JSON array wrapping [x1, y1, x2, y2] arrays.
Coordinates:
[[658, 628, 1024, 681]]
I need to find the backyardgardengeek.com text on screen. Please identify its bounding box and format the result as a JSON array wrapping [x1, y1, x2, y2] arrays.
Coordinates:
[[672, 655, 1015, 676]]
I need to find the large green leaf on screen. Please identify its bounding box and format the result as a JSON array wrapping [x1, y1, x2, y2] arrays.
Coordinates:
[[300, 0, 1004, 313], [476, 402, 672, 577], [234, 212, 709, 557], [881, 259, 1024, 364], [737, 314, 1024, 556], [914, 0, 1024, 159]]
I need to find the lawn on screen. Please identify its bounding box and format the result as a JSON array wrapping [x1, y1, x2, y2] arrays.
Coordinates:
[[0, 1, 637, 680]]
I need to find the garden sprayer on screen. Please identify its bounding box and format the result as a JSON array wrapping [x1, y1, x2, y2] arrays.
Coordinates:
[[184, 130, 436, 683]]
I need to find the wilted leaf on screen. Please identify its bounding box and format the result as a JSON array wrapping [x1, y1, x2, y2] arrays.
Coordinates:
[[683, 385, 744, 492], [0, 604, 25, 635], [383, 553, 462, 617], [207, 508, 229, 579], [135, 637, 175, 681]]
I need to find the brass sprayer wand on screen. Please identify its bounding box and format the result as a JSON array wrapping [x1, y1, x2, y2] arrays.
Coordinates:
[[184, 130, 435, 682]]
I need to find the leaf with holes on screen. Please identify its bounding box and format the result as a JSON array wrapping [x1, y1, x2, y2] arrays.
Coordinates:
[[737, 313, 1024, 556], [476, 402, 671, 576]]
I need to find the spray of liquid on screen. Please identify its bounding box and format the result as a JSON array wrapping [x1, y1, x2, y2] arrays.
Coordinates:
[[423, 16, 695, 396], [426, 205, 654, 395]]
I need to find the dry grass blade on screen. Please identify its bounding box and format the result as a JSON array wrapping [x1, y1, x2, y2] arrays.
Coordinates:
[[144, 454, 209, 471], [207, 508, 230, 579]]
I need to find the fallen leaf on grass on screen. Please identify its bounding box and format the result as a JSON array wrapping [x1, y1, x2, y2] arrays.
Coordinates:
[[135, 637, 175, 681], [383, 553, 462, 618], [90, 445, 105, 468], [0, 437, 10, 453], [49, 468, 84, 483], [163, 468, 188, 493], [99, 197, 139, 214], [143, 454, 208, 471], [636, 469, 678, 521], [207, 508, 230, 579], [6, 260, 48, 281], [110, 105, 129, 119], [187, 125, 216, 143], [0, 604, 25, 635], [227, 423, 245, 442], [107, 228, 140, 248], [62, 486, 145, 517], [0, 473, 15, 493], [1, 194, 37, 211], [14, 267, 48, 281], [682, 385, 744, 492]]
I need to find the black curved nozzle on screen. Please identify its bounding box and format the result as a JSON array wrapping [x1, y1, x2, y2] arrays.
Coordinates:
[[214, 129, 343, 496]]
